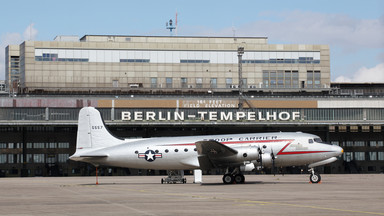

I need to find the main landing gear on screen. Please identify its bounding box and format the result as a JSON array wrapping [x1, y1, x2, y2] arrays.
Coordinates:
[[309, 168, 321, 184], [222, 168, 245, 184]]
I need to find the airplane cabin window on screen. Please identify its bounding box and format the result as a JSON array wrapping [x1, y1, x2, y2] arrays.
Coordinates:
[[155, 150, 159, 153], [194, 148, 197, 151], [184, 148, 188, 152], [165, 149, 169, 153], [134, 150, 138, 154], [308, 139, 314, 144], [175, 149, 179, 152]]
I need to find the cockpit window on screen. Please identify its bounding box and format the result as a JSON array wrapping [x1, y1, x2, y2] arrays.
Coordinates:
[[314, 138, 323, 143], [308, 139, 314, 144]]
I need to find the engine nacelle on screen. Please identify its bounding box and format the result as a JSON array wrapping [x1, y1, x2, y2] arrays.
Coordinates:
[[224, 146, 259, 163], [258, 153, 274, 168]]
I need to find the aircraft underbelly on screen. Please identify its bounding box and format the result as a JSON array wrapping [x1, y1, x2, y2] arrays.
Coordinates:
[[104, 153, 199, 170]]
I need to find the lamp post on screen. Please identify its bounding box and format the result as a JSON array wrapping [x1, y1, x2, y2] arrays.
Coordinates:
[[237, 47, 244, 109]]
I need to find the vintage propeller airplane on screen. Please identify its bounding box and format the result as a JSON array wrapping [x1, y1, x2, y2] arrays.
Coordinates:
[[70, 107, 343, 184]]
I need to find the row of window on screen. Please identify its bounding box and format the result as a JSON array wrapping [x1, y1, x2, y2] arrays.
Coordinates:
[[35, 49, 321, 64], [0, 154, 69, 164], [36, 56, 320, 65], [0, 142, 70, 149], [134, 148, 197, 154], [243, 57, 320, 64], [331, 141, 384, 147], [262, 70, 300, 88], [343, 152, 384, 161]]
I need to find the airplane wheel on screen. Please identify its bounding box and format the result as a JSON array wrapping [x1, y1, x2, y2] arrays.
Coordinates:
[[161, 179, 164, 184], [310, 173, 321, 184], [234, 174, 245, 184], [223, 174, 234, 184]]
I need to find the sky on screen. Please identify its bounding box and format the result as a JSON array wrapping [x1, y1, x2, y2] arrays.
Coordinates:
[[0, 0, 383, 82]]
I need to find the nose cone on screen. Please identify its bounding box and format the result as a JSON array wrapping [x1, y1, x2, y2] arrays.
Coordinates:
[[333, 145, 344, 157]]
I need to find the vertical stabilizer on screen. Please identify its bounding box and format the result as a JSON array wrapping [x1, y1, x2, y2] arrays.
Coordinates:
[[76, 107, 123, 150]]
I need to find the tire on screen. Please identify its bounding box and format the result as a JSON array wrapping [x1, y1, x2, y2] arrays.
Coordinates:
[[310, 173, 321, 184], [234, 174, 245, 184], [161, 178, 164, 184], [222, 174, 234, 184]]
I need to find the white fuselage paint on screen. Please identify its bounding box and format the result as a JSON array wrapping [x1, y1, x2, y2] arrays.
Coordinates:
[[70, 132, 343, 170]]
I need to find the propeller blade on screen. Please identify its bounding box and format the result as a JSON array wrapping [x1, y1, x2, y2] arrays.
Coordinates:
[[271, 149, 276, 176], [258, 146, 263, 169]]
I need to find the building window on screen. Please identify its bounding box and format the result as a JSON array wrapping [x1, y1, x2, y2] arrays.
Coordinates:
[[307, 71, 321, 88], [369, 152, 377, 160], [354, 152, 365, 161], [48, 143, 57, 149], [120, 59, 150, 63], [226, 78, 233, 88], [180, 60, 209, 63], [354, 141, 365, 147], [58, 154, 69, 163], [343, 152, 353, 162], [33, 154, 45, 163], [0, 154, 6, 163], [196, 78, 203, 88], [331, 141, 339, 146], [58, 142, 69, 148], [378, 152, 384, 160], [210, 78, 217, 88], [263, 70, 299, 88], [33, 143, 45, 149], [181, 78, 188, 88], [112, 80, 119, 88], [242, 78, 247, 88], [166, 78, 173, 88], [151, 78, 157, 88]]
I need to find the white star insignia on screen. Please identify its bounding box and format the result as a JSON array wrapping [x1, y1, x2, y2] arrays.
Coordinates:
[[146, 151, 155, 160]]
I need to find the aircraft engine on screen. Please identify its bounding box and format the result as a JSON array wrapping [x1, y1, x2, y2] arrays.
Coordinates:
[[259, 153, 274, 167], [225, 146, 259, 162]]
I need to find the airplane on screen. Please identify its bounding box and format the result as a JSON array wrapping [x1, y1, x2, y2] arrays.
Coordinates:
[[70, 107, 344, 184]]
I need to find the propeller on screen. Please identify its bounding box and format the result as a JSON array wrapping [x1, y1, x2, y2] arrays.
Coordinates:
[[271, 149, 276, 176], [257, 146, 263, 169]]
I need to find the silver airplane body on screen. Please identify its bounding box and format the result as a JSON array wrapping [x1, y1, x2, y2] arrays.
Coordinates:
[[70, 107, 343, 184]]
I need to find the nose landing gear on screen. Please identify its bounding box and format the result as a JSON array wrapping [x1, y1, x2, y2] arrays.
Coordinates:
[[309, 168, 321, 184]]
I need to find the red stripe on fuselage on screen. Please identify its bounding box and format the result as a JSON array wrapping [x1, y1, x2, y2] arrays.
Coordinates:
[[276, 142, 331, 155], [163, 139, 295, 146], [278, 151, 331, 155]]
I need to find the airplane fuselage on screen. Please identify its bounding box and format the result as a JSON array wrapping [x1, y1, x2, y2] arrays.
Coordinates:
[[71, 132, 342, 170]]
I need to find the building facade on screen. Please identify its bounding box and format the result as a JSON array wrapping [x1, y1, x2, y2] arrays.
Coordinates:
[[1, 35, 383, 178], [6, 35, 330, 93], [0, 89, 383, 177]]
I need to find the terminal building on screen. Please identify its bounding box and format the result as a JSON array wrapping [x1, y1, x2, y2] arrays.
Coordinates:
[[1, 35, 383, 177]]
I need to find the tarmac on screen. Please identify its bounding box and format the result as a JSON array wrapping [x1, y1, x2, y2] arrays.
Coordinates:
[[0, 174, 383, 216]]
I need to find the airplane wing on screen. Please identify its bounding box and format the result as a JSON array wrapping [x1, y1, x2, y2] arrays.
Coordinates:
[[195, 140, 238, 170]]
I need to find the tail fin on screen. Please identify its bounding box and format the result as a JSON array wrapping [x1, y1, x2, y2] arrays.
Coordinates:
[[76, 107, 123, 150]]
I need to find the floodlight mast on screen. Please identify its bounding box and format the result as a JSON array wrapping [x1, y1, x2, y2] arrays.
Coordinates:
[[238, 46, 244, 109]]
